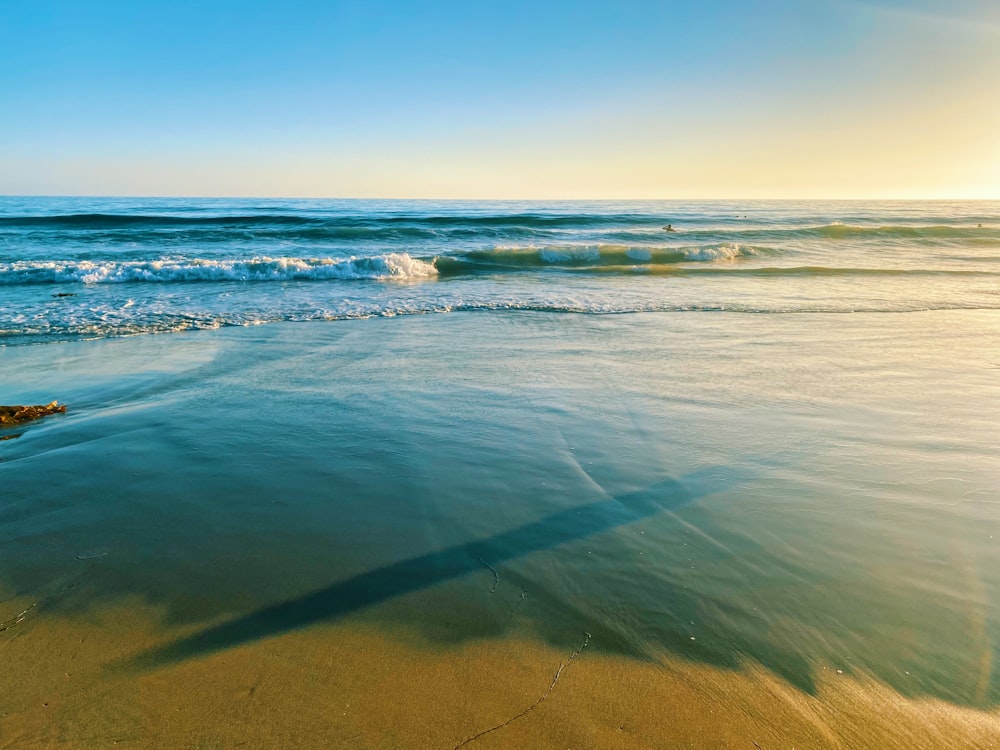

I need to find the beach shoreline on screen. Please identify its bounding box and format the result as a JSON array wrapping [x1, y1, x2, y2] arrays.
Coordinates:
[[3, 310, 999, 747]]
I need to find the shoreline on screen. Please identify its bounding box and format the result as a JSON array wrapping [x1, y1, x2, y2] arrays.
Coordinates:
[[3, 310, 999, 747]]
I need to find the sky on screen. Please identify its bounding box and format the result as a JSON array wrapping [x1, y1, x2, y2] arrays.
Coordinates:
[[1, 0, 998, 199]]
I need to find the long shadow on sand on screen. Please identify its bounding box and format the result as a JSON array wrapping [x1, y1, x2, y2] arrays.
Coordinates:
[[131, 468, 785, 676]]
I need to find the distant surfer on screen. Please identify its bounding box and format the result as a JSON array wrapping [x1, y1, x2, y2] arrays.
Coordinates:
[[663, 224, 675, 232]]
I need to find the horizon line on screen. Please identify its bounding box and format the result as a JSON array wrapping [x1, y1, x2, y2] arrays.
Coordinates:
[[2, 194, 999, 202]]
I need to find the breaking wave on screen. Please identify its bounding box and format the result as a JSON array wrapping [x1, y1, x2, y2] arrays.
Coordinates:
[[0, 244, 772, 285], [434, 243, 768, 274], [0, 254, 438, 284]]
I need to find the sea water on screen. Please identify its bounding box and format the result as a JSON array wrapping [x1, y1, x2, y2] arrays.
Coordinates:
[[1, 199, 999, 743], [2, 198, 999, 344]]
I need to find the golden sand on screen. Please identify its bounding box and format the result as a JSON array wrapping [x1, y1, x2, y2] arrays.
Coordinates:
[[2, 596, 998, 749]]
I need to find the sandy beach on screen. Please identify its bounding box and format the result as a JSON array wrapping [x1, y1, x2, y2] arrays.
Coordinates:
[[3, 308, 999, 747], [3, 600, 1000, 749]]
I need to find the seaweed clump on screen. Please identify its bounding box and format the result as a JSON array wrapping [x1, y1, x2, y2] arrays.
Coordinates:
[[0, 401, 67, 426]]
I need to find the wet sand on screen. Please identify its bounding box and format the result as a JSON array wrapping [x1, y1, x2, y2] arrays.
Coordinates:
[[3, 311, 999, 747], [3, 597, 999, 749]]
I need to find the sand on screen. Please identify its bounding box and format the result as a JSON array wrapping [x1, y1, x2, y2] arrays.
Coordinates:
[[2, 596, 999, 749]]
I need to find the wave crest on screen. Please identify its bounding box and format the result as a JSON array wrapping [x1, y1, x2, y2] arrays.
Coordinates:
[[0, 254, 438, 284], [434, 243, 765, 274]]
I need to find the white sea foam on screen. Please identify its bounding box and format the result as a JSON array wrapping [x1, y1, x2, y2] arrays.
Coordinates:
[[682, 243, 756, 261], [0, 254, 439, 284]]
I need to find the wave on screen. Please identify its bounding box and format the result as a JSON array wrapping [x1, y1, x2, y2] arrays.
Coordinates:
[[0, 245, 768, 285], [0, 254, 438, 284], [0, 213, 323, 228], [669, 266, 998, 277], [7, 298, 1000, 347], [638, 224, 998, 245], [0, 212, 661, 230], [4, 214, 990, 236], [434, 243, 769, 274], [3, 255, 994, 286], [4, 214, 995, 253], [812, 223, 992, 240], [1, 224, 509, 244], [470, 265, 996, 279]]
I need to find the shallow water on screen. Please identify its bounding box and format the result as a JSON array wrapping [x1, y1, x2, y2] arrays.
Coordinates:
[[4, 309, 999, 702], [2, 199, 1000, 746]]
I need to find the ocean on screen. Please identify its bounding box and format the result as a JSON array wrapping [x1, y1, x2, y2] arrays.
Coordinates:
[[3, 198, 1000, 343], [2, 198, 999, 748]]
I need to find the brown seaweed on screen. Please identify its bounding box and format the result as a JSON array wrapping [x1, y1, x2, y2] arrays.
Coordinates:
[[0, 401, 67, 426]]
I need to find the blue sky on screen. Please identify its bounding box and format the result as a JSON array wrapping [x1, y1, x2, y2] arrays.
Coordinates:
[[2, 0, 998, 197]]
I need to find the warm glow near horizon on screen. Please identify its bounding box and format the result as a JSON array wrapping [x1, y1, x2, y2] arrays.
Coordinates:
[[2, 0, 999, 199]]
